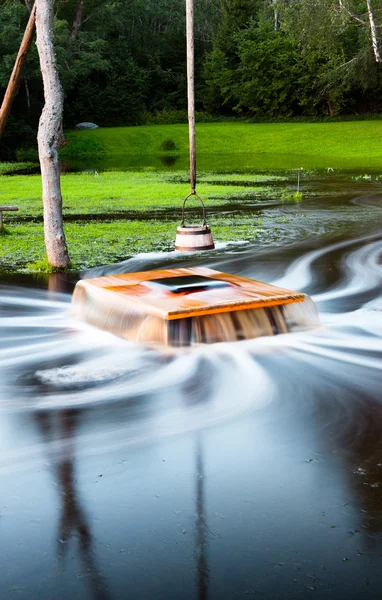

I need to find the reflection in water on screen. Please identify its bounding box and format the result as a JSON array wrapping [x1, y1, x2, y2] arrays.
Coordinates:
[[159, 155, 180, 167], [0, 185, 381, 598], [195, 439, 208, 600], [330, 396, 382, 542], [35, 410, 111, 600]]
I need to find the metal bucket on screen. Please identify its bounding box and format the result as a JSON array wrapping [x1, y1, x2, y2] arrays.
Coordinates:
[[175, 193, 215, 252]]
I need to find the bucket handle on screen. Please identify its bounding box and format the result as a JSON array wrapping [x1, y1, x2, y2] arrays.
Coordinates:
[[181, 192, 207, 227]]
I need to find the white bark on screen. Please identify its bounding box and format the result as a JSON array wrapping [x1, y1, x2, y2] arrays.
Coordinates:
[[366, 0, 382, 63], [273, 0, 278, 31], [24, 78, 31, 112], [338, 0, 367, 26], [36, 0, 70, 269], [338, 0, 382, 63]]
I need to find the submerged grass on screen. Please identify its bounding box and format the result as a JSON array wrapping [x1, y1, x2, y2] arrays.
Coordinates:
[[0, 169, 276, 272], [3, 119, 380, 272], [1, 218, 262, 272]]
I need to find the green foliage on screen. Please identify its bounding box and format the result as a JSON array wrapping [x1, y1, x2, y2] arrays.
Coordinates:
[[0, 225, 11, 236], [279, 0, 382, 114], [15, 147, 38, 162], [2, 0, 382, 159], [160, 139, 177, 151], [204, 0, 382, 117], [60, 135, 106, 158], [141, 109, 217, 125], [282, 191, 303, 203], [26, 257, 65, 273], [234, 21, 309, 115], [60, 122, 382, 170], [0, 0, 219, 156], [0, 161, 37, 175], [0, 1, 41, 159]]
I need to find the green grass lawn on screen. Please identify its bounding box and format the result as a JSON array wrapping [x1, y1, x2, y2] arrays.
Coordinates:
[[2, 119, 381, 273], [0, 170, 277, 272], [0, 171, 283, 217], [1, 217, 265, 272], [62, 121, 382, 170]]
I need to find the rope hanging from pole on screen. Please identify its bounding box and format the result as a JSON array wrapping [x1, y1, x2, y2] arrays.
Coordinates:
[[186, 0, 196, 194]]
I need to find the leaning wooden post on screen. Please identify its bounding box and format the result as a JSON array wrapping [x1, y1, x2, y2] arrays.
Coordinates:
[[36, 0, 70, 269], [0, 3, 36, 139], [186, 0, 196, 194]]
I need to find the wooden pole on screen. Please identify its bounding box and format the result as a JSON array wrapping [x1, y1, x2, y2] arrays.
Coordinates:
[[0, 3, 36, 139], [186, 0, 196, 194]]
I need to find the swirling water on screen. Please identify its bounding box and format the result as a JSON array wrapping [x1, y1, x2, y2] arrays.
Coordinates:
[[0, 179, 381, 600]]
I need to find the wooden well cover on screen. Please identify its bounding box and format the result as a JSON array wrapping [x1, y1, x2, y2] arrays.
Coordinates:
[[72, 266, 305, 322]]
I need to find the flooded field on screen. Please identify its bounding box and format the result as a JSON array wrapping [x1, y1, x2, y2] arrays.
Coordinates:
[[0, 172, 381, 599]]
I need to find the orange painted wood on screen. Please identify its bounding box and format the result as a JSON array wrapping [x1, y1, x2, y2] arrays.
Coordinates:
[[74, 267, 305, 321]]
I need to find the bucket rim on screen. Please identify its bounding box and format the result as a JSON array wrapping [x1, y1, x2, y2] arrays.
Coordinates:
[[176, 224, 211, 232]]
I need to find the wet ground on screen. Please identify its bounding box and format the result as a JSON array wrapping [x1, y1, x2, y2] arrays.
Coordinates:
[[0, 173, 381, 599]]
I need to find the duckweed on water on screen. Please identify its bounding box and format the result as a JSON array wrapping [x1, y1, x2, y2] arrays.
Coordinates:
[[1, 219, 262, 272], [0, 170, 278, 272], [1, 165, 379, 273]]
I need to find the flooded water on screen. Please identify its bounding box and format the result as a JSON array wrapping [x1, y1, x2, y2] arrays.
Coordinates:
[[0, 175, 381, 599]]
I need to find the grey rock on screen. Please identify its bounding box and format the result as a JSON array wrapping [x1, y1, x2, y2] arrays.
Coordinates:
[[75, 122, 99, 130]]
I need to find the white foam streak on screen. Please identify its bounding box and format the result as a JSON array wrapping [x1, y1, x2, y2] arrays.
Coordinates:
[[0, 292, 69, 310], [272, 233, 381, 295], [0, 233, 381, 467], [314, 240, 382, 303]]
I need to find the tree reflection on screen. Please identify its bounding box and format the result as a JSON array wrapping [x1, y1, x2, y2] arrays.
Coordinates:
[[195, 438, 209, 600], [341, 398, 382, 541], [35, 410, 111, 600]]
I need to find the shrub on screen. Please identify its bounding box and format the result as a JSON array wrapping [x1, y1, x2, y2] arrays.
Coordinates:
[[160, 139, 177, 151], [15, 147, 39, 162]]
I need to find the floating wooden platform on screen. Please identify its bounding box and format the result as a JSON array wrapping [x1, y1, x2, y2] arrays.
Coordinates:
[[73, 267, 305, 320], [72, 267, 318, 346]]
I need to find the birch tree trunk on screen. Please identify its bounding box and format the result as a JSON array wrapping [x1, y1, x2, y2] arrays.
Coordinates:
[[366, 0, 382, 63], [272, 0, 278, 31], [338, 0, 382, 64], [36, 0, 70, 269]]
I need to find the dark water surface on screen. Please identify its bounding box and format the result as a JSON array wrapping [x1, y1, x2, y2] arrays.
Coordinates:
[[0, 176, 382, 600]]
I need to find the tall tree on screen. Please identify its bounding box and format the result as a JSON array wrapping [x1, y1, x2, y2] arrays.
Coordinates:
[[36, 0, 70, 269], [279, 0, 382, 114], [203, 0, 259, 112], [338, 0, 382, 63]]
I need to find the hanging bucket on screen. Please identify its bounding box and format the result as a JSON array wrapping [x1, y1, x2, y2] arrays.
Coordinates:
[[175, 193, 215, 252]]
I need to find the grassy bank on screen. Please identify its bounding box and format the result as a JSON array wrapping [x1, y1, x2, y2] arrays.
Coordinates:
[[2, 119, 381, 273], [0, 171, 283, 216], [0, 162, 37, 175], [0, 170, 280, 272], [62, 121, 382, 170]]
